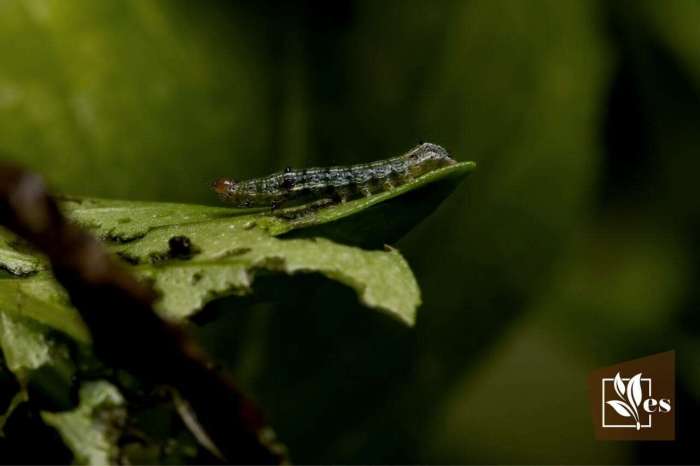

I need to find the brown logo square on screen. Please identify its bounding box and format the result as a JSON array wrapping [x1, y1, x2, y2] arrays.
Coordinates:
[[588, 351, 675, 441]]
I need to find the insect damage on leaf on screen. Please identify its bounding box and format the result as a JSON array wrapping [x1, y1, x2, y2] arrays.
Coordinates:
[[122, 227, 421, 324], [41, 381, 126, 466]]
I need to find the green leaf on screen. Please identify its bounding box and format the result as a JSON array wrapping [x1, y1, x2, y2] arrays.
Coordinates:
[[0, 389, 26, 433], [58, 197, 238, 242], [0, 160, 472, 337], [135, 238, 419, 323], [0, 276, 91, 344], [0, 310, 78, 413], [86, 210, 422, 323], [0, 313, 54, 373], [41, 381, 125, 466], [118, 221, 421, 323]]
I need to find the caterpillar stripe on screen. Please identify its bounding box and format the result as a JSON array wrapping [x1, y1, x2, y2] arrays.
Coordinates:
[[212, 142, 456, 208]]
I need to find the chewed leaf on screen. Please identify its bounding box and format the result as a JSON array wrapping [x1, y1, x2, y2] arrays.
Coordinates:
[[134, 235, 420, 324], [139, 263, 251, 319], [613, 372, 625, 399], [0, 157, 470, 344], [606, 400, 634, 418], [41, 381, 125, 466], [627, 373, 643, 408]]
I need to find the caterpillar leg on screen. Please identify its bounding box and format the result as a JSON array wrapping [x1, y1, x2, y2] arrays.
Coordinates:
[[272, 198, 335, 220], [270, 197, 288, 211], [333, 187, 353, 203], [313, 198, 336, 208]]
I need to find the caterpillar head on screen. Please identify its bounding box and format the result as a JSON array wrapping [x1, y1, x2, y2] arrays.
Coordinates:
[[211, 178, 239, 201], [212, 178, 255, 207]]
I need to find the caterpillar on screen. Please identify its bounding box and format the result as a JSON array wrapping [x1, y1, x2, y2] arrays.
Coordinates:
[[212, 142, 456, 209]]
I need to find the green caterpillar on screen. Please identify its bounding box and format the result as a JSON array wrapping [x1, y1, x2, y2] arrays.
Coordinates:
[[212, 142, 456, 209]]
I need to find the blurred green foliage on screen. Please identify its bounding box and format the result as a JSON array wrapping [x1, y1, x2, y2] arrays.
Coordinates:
[[2, 0, 700, 463]]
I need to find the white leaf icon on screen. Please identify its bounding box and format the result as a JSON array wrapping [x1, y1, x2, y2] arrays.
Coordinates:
[[613, 372, 625, 399], [627, 373, 643, 408], [606, 400, 634, 418], [623, 373, 643, 428]]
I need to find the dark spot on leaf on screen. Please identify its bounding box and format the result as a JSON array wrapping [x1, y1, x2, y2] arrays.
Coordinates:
[[192, 272, 203, 284], [168, 235, 193, 258], [117, 217, 132, 224]]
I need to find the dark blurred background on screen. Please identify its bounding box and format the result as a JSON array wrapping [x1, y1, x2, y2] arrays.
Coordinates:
[[2, 0, 700, 463]]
